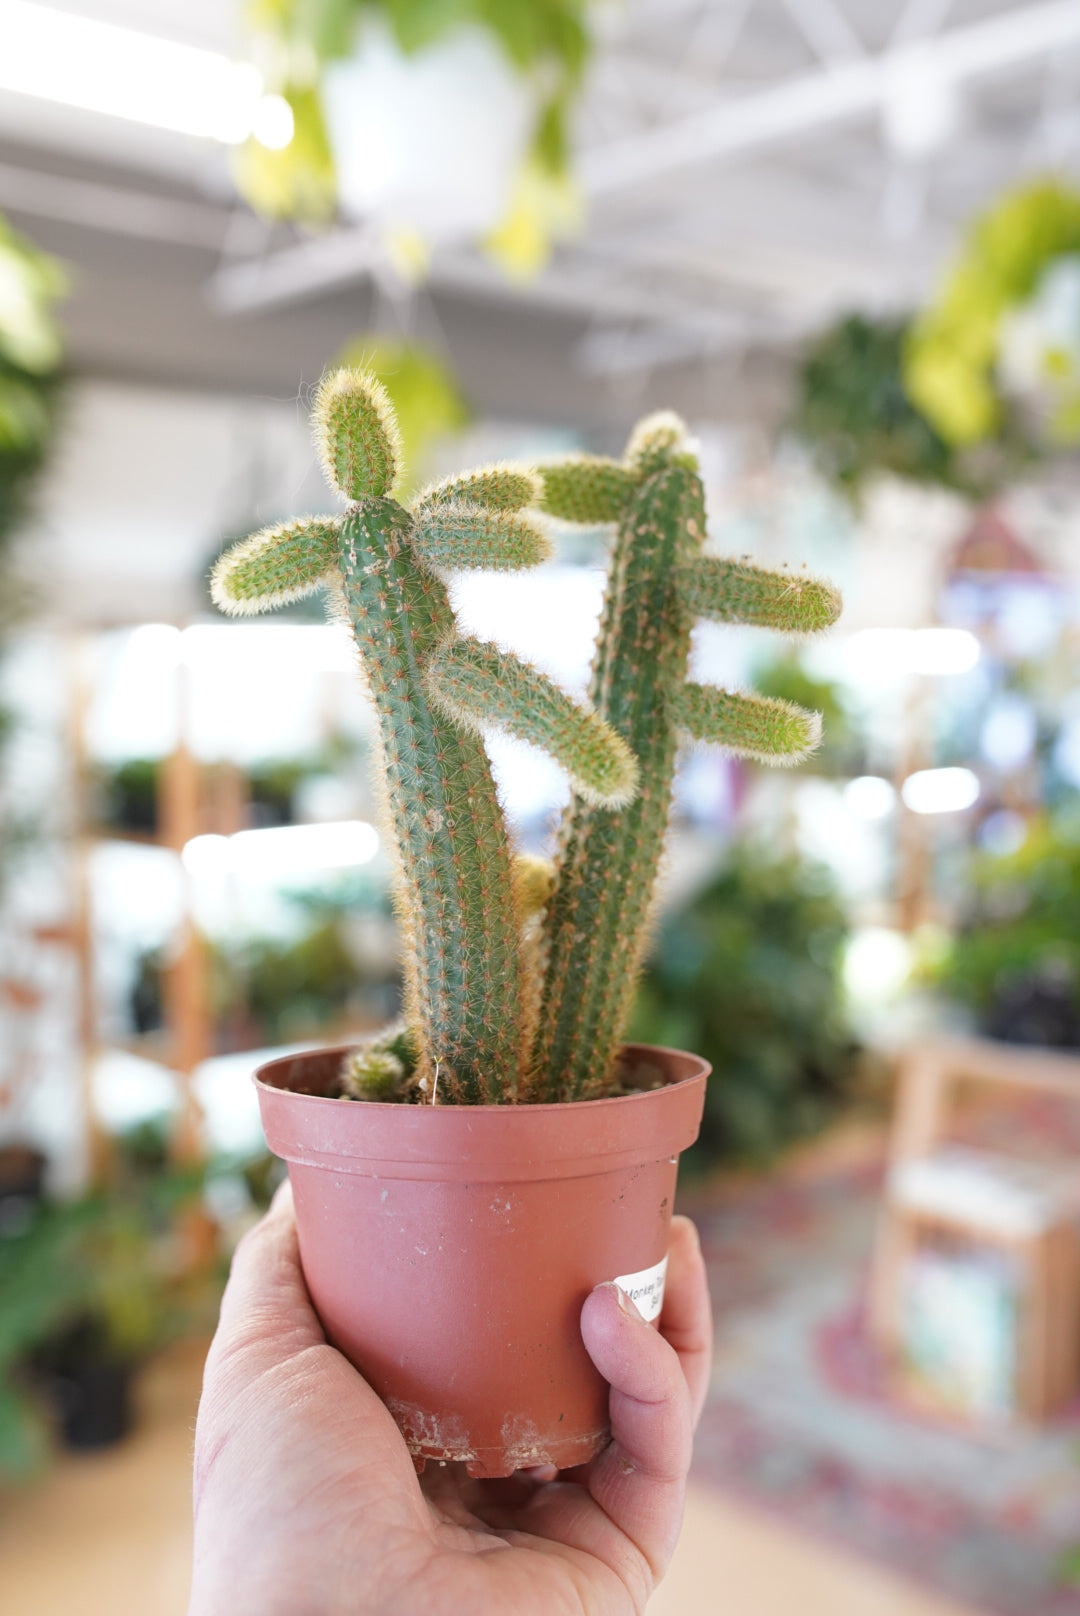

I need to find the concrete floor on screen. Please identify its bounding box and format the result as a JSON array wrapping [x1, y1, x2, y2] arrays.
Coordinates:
[[2, 1339, 976, 1616]]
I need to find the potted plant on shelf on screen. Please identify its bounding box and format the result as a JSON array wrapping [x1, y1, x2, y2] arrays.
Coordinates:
[[211, 370, 841, 1477]]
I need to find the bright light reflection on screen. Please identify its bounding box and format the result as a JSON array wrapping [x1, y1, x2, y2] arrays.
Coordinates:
[[901, 766, 980, 815], [843, 775, 897, 820], [845, 627, 980, 686], [183, 821, 379, 881], [119, 624, 356, 674], [250, 92, 294, 150], [180, 623, 355, 674], [843, 927, 912, 1005], [0, 1, 286, 146]]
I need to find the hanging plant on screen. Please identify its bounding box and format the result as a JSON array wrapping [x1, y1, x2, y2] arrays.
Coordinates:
[[0, 214, 65, 554], [0, 214, 64, 895], [793, 314, 961, 495], [905, 177, 1080, 451], [792, 310, 1034, 497], [792, 313, 1030, 499], [236, 0, 589, 274]]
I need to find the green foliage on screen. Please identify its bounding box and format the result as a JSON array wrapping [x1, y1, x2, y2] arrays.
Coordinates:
[[212, 920, 377, 1043], [930, 819, 1080, 1038], [93, 757, 159, 835], [0, 217, 64, 540], [905, 178, 1080, 449], [628, 844, 855, 1167], [0, 215, 64, 894], [231, 82, 336, 221], [793, 314, 967, 494], [532, 424, 840, 1100], [0, 1155, 209, 1481]]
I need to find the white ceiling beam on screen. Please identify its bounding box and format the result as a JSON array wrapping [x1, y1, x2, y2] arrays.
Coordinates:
[[207, 221, 776, 348], [780, 0, 864, 64], [581, 0, 1080, 195], [207, 225, 382, 312], [0, 158, 258, 250]]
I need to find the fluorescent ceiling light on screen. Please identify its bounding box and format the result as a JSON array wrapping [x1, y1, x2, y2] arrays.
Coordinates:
[[901, 766, 980, 815], [0, 1, 286, 146], [183, 821, 380, 881]]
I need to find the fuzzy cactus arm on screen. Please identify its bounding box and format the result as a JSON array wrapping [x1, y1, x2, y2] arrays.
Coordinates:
[[535, 459, 706, 1100], [210, 518, 341, 615], [315, 369, 402, 500], [676, 557, 841, 634], [672, 683, 822, 764], [410, 504, 553, 573], [412, 465, 541, 515], [339, 500, 524, 1103], [536, 456, 640, 524], [426, 640, 639, 809]]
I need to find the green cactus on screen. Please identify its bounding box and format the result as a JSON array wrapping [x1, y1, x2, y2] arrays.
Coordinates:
[[533, 414, 841, 1101], [212, 373, 841, 1107], [212, 370, 634, 1104]]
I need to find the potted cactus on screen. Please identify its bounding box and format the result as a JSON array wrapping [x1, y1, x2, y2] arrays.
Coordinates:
[[212, 371, 840, 1477]]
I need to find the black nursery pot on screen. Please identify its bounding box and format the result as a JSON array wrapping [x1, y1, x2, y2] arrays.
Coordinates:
[[54, 1358, 135, 1450], [35, 1320, 137, 1452]]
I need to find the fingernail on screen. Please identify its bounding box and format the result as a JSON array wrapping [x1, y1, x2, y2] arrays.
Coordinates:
[[614, 1284, 645, 1323]]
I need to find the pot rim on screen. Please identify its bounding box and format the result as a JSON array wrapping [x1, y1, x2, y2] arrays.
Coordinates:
[[252, 1040, 708, 1115], [253, 1041, 709, 1181]]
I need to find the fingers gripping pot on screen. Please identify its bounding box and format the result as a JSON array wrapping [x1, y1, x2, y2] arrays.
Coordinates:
[[255, 1043, 707, 1478]]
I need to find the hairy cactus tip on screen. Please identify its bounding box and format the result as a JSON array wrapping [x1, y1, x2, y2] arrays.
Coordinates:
[[314, 367, 403, 501], [340, 1026, 417, 1102], [413, 463, 542, 516], [210, 516, 342, 616]]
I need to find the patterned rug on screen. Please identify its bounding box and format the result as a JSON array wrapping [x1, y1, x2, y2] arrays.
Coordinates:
[[681, 1135, 1080, 1616]]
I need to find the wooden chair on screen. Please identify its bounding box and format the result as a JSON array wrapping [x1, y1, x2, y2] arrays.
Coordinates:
[[870, 1037, 1080, 1421]]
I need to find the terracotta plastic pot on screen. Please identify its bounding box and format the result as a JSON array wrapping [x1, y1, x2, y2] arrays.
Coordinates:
[[254, 1042, 708, 1477]]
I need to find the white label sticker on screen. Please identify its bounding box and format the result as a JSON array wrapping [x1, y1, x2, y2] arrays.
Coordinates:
[[613, 1254, 668, 1323]]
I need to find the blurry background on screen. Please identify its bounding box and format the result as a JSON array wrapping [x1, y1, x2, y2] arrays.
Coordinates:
[[3, 3, 1080, 1613]]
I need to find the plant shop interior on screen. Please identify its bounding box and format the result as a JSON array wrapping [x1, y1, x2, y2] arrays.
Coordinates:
[[5, 1, 1080, 1612]]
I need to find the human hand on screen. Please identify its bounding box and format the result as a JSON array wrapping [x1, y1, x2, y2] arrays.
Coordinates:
[[189, 1183, 712, 1616]]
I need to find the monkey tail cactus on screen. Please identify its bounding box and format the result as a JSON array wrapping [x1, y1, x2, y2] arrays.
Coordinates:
[[211, 370, 636, 1103], [533, 414, 841, 1101]]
